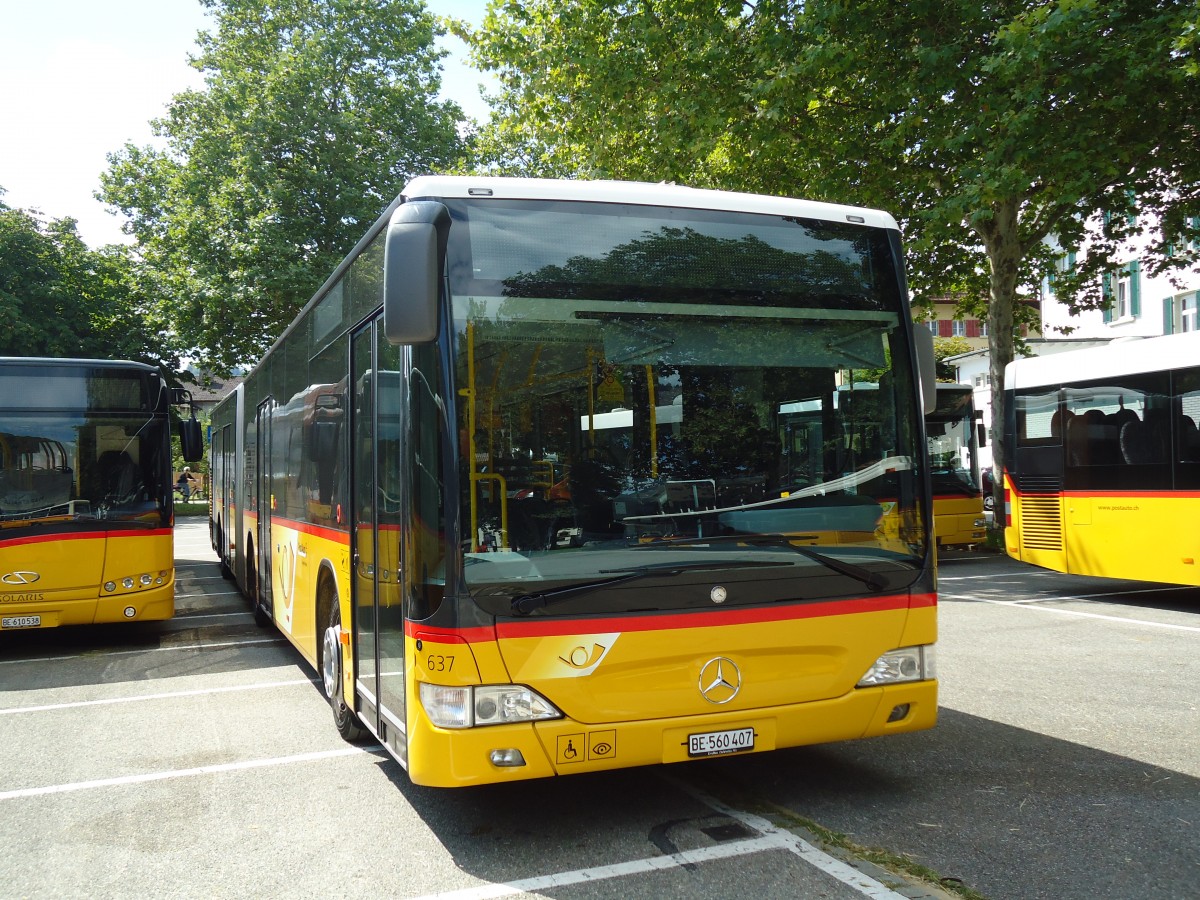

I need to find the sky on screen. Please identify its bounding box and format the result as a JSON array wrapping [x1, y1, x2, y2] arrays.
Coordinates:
[[0, 0, 495, 248]]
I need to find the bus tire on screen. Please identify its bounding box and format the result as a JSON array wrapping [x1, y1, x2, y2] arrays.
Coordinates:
[[217, 526, 234, 580], [323, 602, 367, 742], [246, 557, 272, 629]]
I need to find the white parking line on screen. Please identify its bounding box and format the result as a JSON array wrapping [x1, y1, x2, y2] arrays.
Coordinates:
[[412, 837, 793, 899], [0, 636, 286, 665], [939, 573, 1053, 582], [0, 747, 374, 801], [669, 776, 909, 900], [0, 678, 316, 715], [417, 778, 907, 900], [939, 593, 1200, 633]]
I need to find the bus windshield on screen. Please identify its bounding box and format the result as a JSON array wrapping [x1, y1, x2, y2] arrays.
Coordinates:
[[0, 366, 171, 531], [445, 199, 927, 617]]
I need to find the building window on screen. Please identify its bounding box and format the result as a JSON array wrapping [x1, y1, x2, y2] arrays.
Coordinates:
[[952, 319, 966, 337], [1182, 293, 1198, 333], [1102, 260, 1141, 324], [1114, 271, 1131, 319]]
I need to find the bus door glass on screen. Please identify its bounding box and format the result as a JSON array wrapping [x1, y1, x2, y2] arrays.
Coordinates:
[[350, 323, 408, 730], [351, 325, 378, 720], [255, 398, 273, 610]]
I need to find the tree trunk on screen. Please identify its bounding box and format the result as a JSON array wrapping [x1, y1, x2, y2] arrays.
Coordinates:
[[976, 199, 1022, 515]]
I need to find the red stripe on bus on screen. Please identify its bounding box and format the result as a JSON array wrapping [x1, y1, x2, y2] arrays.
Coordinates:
[[409, 592, 933, 643], [258, 514, 349, 544], [0, 527, 172, 549], [1009, 487, 1200, 500]]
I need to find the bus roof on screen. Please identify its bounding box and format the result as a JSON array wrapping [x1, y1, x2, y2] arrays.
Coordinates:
[[1004, 332, 1200, 391], [0, 357, 157, 373], [402, 175, 900, 232]]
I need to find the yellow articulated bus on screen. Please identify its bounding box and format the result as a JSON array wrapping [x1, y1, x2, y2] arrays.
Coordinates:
[[1004, 331, 1200, 585], [209, 176, 939, 788], [0, 358, 202, 630], [928, 383, 987, 550]]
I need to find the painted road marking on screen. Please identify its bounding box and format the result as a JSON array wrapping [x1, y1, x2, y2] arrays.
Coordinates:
[[0, 678, 316, 715], [940, 593, 1200, 633], [0, 748, 375, 801], [0, 636, 287, 666]]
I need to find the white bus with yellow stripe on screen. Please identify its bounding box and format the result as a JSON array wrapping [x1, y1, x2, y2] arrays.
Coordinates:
[[209, 176, 939, 787], [1004, 331, 1200, 585]]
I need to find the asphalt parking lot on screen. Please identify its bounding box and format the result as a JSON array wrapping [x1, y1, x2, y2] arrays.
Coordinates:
[[1, 521, 1196, 899]]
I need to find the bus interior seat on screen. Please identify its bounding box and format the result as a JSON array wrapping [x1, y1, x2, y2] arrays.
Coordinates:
[[1119, 419, 1152, 465], [1066, 416, 1089, 466], [1180, 415, 1200, 462], [1080, 409, 1121, 465]]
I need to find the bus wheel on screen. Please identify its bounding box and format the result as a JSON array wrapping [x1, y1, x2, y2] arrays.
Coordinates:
[[323, 603, 367, 742], [217, 527, 234, 580], [244, 556, 271, 629]]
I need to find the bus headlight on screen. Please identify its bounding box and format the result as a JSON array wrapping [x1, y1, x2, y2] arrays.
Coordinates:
[[857, 645, 936, 687], [420, 683, 562, 729]]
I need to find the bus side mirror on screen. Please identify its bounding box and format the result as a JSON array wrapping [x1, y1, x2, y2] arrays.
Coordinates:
[[383, 200, 450, 345], [977, 422, 987, 448], [913, 326, 937, 413], [179, 418, 204, 462]]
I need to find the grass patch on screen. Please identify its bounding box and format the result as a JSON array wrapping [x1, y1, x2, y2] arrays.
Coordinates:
[[700, 780, 990, 900], [768, 809, 990, 900], [174, 501, 210, 517]]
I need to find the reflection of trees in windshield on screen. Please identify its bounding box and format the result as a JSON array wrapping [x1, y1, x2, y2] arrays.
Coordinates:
[[501, 226, 884, 308], [452, 216, 921, 568], [0, 419, 168, 525]]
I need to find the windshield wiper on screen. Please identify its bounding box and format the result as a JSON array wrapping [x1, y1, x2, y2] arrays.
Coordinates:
[[629, 533, 889, 592], [509, 559, 784, 616]]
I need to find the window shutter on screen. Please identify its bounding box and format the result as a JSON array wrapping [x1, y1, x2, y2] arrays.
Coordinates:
[[939, 319, 952, 337], [1102, 274, 1113, 323], [1164, 296, 1175, 335], [967, 319, 980, 337], [1129, 260, 1140, 317]]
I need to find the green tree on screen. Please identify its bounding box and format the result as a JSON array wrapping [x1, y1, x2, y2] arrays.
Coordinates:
[[101, 0, 468, 372], [934, 337, 975, 383], [0, 194, 182, 370], [467, 0, 1200, 486]]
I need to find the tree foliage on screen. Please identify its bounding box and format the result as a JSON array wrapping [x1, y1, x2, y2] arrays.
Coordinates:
[[0, 194, 183, 372], [467, 0, 1200, 479], [101, 0, 468, 372]]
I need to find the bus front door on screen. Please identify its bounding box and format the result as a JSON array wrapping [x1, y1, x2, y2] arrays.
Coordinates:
[[254, 399, 273, 625], [350, 323, 408, 762]]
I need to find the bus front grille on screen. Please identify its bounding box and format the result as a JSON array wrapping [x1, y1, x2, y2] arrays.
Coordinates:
[[1020, 495, 1063, 551]]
